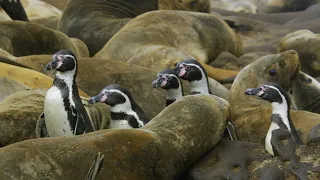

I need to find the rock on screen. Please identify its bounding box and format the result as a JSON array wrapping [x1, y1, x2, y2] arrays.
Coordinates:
[[159, 0, 211, 13], [0, 77, 30, 101], [0, 62, 89, 97], [229, 50, 320, 144], [0, 21, 82, 57], [0, 89, 110, 146], [58, 0, 158, 56], [0, 94, 230, 180], [278, 30, 320, 77], [289, 71, 320, 114], [95, 10, 243, 82]]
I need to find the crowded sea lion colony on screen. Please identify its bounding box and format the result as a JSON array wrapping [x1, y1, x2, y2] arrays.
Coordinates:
[[0, 0, 320, 179]]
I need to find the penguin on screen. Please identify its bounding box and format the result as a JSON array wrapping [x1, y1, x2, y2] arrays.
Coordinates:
[[88, 84, 149, 129], [174, 59, 211, 95], [43, 49, 95, 137], [0, 0, 29, 21], [244, 82, 303, 156], [152, 69, 184, 106], [174, 59, 238, 141]]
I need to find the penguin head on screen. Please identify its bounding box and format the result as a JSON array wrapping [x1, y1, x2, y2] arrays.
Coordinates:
[[174, 59, 206, 81], [88, 84, 134, 107], [152, 69, 182, 90], [244, 82, 290, 105], [45, 49, 77, 72]]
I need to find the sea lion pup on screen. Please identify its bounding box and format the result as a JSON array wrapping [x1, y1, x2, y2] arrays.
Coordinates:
[[0, 0, 29, 21], [58, 0, 158, 56], [95, 10, 243, 82], [0, 21, 82, 57], [289, 71, 320, 114], [229, 50, 320, 144]]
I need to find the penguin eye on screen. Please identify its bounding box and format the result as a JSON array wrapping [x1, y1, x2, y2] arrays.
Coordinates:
[[269, 69, 277, 77]]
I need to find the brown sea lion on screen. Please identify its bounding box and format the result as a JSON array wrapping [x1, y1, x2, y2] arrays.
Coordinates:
[[0, 62, 89, 97], [229, 50, 320, 144], [0, 21, 84, 57], [159, 0, 211, 13], [278, 29, 320, 77], [95, 10, 242, 82], [289, 71, 320, 114], [58, 0, 158, 56]]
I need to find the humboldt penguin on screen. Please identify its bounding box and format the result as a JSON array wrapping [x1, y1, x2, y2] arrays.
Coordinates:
[[174, 59, 238, 140], [152, 69, 184, 106], [245, 82, 303, 156], [0, 0, 29, 21], [43, 49, 95, 137], [88, 84, 149, 129]]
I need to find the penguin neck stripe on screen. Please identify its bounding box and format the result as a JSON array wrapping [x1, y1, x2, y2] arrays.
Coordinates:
[[186, 63, 210, 94], [264, 85, 291, 132]]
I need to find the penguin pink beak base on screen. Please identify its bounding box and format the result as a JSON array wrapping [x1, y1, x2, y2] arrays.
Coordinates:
[[88, 93, 109, 104], [174, 64, 189, 78], [152, 76, 168, 88], [45, 55, 64, 70], [245, 86, 268, 97]]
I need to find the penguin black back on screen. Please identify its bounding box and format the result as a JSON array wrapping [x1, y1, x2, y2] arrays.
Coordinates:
[[0, 0, 29, 21]]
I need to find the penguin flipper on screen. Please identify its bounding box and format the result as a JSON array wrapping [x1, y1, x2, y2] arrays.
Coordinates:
[[35, 112, 49, 138], [85, 152, 105, 180], [0, 0, 29, 21], [226, 121, 238, 141]]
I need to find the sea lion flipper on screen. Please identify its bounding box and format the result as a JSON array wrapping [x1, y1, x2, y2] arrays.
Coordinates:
[[0, 0, 29, 21], [223, 19, 253, 31], [35, 112, 48, 138]]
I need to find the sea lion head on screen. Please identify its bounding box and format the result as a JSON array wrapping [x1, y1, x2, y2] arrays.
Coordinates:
[[289, 71, 320, 111], [247, 50, 300, 91]]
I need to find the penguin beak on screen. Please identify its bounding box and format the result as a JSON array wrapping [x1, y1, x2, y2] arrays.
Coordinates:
[[174, 64, 188, 78], [88, 94, 109, 104], [45, 55, 63, 70], [244, 87, 265, 96], [152, 77, 167, 88]]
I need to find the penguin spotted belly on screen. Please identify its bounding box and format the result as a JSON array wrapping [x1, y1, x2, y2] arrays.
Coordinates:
[[44, 86, 73, 137]]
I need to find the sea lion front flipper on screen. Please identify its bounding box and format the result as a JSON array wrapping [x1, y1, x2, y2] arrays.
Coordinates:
[[201, 63, 239, 83], [223, 19, 253, 31], [85, 152, 105, 180], [0, 0, 29, 21], [35, 112, 49, 138], [226, 121, 238, 141]]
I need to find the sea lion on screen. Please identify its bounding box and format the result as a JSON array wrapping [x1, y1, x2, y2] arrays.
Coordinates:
[[0, 62, 89, 98], [211, 0, 258, 14], [58, 0, 158, 56], [95, 10, 242, 82], [159, 0, 211, 13], [289, 71, 320, 114], [0, 77, 30, 101], [0, 21, 83, 57], [278, 29, 320, 77], [229, 50, 320, 144]]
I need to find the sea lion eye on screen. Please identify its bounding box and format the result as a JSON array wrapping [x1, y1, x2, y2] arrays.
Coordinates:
[[306, 78, 312, 84], [269, 69, 277, 77]]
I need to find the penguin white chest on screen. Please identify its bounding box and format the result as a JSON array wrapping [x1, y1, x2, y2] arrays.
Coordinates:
[[109, 120, 133, 129], [265, 121, 280, 156], [44, 86, 73, 137]]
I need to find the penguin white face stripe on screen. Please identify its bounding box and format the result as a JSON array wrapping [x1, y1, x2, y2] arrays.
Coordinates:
[[55, 56, 77, 115], [264, 85, 291, 132], [103, 89, 144, 127], [181, 63, 210, 94]]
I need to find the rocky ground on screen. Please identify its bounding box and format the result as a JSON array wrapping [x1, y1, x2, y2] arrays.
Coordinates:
[[0, 0, 319, 180]]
